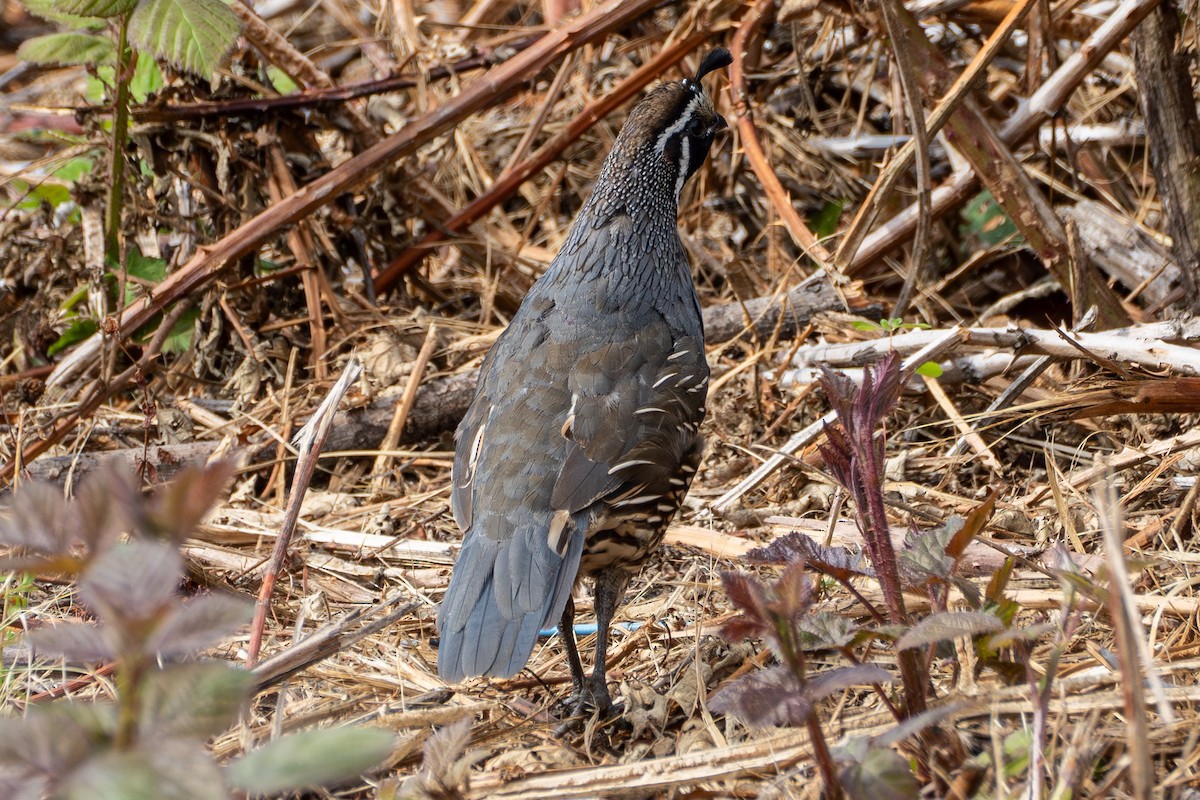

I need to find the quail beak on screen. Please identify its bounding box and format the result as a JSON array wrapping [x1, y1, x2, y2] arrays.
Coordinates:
[[713, 115, 729, 135]]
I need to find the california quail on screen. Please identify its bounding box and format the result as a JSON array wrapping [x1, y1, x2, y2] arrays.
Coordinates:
[[437, 48, 731, 715]]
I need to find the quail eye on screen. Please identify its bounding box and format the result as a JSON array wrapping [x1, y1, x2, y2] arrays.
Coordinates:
[[685, 117, 706, 137]]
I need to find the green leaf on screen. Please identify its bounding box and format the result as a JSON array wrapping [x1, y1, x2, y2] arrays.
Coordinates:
[[48, 318, 98, 356], [226, 727, 395, 793], [52, 156, 96, 183], [18, 32, 115, 66], [161, 306, 200, 354], [961, 190, 1022, 248], [914, 361, 943, 378], [19, 0, 110, 25], [128, 0, 241, 79], [39, 0, 138, 17], [808, 199, 843, 239], [266, 65, 298, 95], [119, 247, 168, 302], [850, 320, 881, 332], [31, 182, 72, 209], [87, 66, 115, 102], [125, 246, 167, 283], [1000, 729, 1032, 777], [129, 52, 164, 103]]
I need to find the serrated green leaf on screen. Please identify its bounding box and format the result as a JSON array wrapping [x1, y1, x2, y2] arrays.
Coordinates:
[[48, 318, 98, 356], [41, 0, 138, 18], [18, 32, 115, 66], [914, 361, 943, 378], [128, 0, 241, 79], [226, 727, 395, 793], [19, 0, 109, 25]]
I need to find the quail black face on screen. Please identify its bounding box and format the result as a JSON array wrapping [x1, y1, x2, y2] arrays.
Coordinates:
[[620, 48, 732, 198]]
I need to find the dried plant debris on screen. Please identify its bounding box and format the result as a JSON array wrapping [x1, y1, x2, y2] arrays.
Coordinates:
[[3, 0, 1200, 796]]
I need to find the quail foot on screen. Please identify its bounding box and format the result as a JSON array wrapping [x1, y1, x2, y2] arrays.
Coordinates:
[[437, 48, 732, 718]]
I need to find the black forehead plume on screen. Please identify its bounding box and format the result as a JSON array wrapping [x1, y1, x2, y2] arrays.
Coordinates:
[[691, 48, 732, 87], [695, 48, 733, 82]]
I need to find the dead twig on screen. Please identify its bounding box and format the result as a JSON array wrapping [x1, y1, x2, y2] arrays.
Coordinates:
[[247, 359, 363, 667]]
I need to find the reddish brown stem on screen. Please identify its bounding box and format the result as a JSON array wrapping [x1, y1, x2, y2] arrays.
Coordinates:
[[729, 0, 832, 270], [128, 34, 544, 124]]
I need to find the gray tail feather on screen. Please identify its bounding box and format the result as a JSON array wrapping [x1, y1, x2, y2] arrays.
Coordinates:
[[436, 523, 585, 683], [437, 572, 545, 682]]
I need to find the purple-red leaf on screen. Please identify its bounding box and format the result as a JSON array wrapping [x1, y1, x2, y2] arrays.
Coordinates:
[[800, 664, 893, 705], [143, 461, 235, 541], [146, 594, 252, 658], [81, 540, 182, 625], [27, 622, 113, 663], [72, 466, 140, 551], [749, 533, 872, 580], [710, 664, 892, 727], [718, 571, 773, 641], [768, 563, 815, 623], [708, 665, 806, 726], [140, 663, 252, 739], [0, 483, 76, 555]]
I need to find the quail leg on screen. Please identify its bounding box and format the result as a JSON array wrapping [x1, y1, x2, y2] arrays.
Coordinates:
[[559, 596, 586, 699], [571, 569, 632, 716]]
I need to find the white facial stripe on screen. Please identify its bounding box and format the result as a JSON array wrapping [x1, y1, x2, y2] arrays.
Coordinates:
[[676, 136, 691, 198], [654, 93, 703, 156]]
